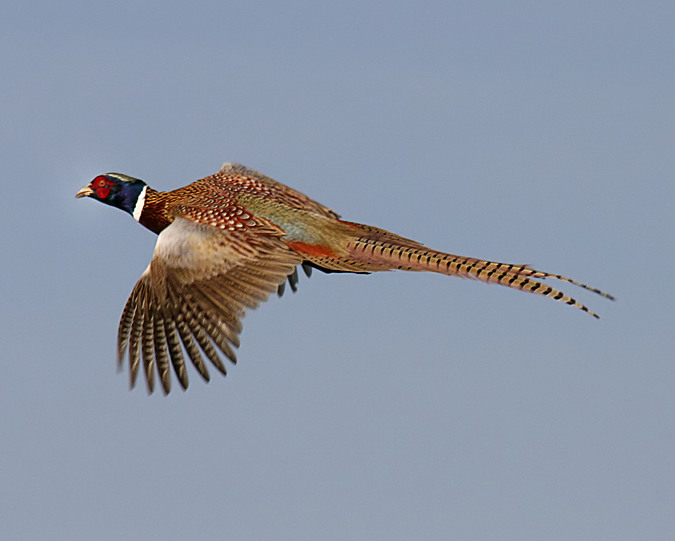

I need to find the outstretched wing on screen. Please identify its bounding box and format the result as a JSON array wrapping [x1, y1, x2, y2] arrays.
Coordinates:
[[117, 217, 302, 394]]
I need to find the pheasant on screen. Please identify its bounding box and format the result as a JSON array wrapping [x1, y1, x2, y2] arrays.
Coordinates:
[[76, 163, 613, 394]]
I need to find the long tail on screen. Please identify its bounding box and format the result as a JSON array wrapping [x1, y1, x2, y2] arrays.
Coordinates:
[[293, 221, 614, 318]]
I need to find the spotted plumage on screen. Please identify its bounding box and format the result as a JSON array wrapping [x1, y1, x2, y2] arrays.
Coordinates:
[[76, 162, 614, 394]]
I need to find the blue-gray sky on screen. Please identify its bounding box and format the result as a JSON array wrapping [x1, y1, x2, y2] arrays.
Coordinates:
[[2, 1, 673, 539]]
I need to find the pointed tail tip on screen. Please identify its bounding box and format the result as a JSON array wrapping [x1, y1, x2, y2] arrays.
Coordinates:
[[584, 284, 615, 302], [582, 305, 601, 319]]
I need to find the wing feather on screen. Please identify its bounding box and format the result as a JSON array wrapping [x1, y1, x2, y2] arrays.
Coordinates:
[[217, 162, 340, 219], [141, 293, 156, 393], [127, 287, 144, 388], [117, 217, 302, 393], [162, 310, 188, 390], [174, 308, 210, 383], [152, 303, 171, 393]]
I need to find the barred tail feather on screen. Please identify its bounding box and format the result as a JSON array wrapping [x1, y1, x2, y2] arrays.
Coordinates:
[[344, 227, 613, 318]]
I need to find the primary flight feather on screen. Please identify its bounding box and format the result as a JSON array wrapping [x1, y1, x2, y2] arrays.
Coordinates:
[[76, 162, 613, 394]]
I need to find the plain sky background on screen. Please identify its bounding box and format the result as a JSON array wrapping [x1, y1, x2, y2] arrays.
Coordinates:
[[1, 1, 673, 539]]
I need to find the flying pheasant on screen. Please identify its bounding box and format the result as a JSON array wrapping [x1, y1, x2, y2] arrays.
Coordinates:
[[76, 163, 613, 394]]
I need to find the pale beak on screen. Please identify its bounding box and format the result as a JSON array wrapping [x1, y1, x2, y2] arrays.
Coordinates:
[[75, 184, 94, 198]]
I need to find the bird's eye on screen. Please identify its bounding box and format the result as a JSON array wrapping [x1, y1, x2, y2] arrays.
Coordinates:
[[93, 176, 113, 199]]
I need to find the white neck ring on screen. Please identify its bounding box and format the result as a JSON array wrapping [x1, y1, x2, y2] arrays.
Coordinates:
[[132, 185, 147, 222]]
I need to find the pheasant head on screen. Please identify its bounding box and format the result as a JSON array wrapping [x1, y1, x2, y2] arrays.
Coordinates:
[[76, 173, 148, 220]]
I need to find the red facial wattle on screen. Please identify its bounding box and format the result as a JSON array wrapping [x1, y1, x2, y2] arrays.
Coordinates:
[[93, 175, 114, 199]]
